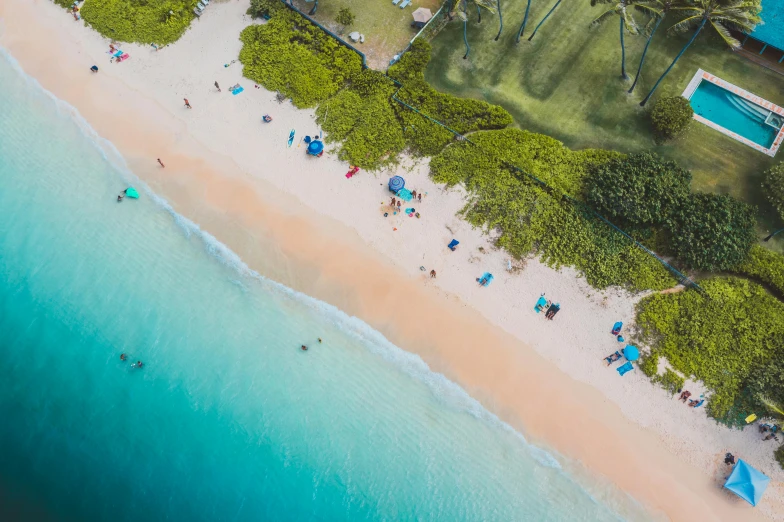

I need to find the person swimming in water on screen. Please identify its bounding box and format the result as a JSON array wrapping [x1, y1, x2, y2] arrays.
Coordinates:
[[117, 189, 127, 202], [318, 338, 322, 343], [301, 345, 308, 351], [120, 353, 127, 361], [132, 360, 144, 368]]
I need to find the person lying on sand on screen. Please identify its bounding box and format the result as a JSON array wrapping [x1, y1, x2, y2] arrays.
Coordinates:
[[604, 352, 622, 365], [679, 390, 691, 402]]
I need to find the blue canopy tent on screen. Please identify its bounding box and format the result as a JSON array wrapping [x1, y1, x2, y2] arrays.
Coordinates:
[[306, 139, 324, 157], [724, 459, 770, 506], [623, 345, 639, 361], [388, 176, 405, 192]]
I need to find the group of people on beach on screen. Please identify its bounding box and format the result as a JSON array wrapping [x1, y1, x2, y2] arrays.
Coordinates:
[[677, 390, 704, 408]]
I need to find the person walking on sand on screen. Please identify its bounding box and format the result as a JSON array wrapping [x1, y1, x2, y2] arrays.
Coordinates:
[[157, 158, 165, 168], [418, 193, 422, 203], [430, 270, 436, 278], [390, 197, 396, 208], [412, 190, 417, 199], [214, 81, 221, 92], [184, 98, 192, 109], [396, 201, 401, 212]]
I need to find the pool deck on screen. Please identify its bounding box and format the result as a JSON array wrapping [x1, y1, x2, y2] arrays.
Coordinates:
[[682, 69, 784, 157]]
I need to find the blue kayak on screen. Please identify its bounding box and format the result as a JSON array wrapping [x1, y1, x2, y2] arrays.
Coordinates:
[[287, 129, 295, 147]]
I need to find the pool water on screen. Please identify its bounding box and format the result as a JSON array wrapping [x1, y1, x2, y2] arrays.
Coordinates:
[[689, 80, 780, 149]]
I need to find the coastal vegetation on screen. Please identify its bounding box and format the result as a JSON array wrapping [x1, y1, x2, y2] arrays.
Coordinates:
[[636, 277, 784, 426], [58, 0, 198, 45]]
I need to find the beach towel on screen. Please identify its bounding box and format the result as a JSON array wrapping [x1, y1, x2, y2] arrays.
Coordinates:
[[611, 321, 623, 335], [117, 54, 130, 62], [617, 361, 634, 376], [478, 272, 494, 287], [405, 208, 415, 214], [287, 130, 295, 148], [397, 188, 413, 201], [448, 239, 459, 251], [125, 187, 139, 199], [534, 295, 547, 312], [605, 351, 621, 365], [693, 399, 705, 408], [231, 87, 244, 95], [113, 50, 123, 57]]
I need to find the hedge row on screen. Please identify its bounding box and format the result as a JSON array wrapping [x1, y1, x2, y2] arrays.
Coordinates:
[[68, 0, 198, 45]]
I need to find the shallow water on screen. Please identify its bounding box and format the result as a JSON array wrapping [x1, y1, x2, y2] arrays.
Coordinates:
[[0, 49, 647, 521]]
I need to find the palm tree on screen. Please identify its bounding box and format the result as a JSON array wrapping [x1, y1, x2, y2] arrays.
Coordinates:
[[528, 0, 563, 41], [640, 0, 761, 106], [628, 0, 674, 93], [457, 0, 497, 58], [495, 0, 504, 40], [516, 0, 533, 43], [590, 0, 640, 80]]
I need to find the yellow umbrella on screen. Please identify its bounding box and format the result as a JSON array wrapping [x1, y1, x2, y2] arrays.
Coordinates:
[[412, 7, 433, 24]]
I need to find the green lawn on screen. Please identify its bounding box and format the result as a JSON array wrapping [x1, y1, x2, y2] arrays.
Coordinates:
[[425, 1, 784, 242], [290, 0, 442, 69]]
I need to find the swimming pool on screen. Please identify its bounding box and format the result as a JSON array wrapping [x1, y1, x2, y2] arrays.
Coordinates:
[[682, 69, 784, 156]]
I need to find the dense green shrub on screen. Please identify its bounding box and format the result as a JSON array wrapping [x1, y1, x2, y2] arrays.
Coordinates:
[[587, 153, 691, 227], [763, 163, 784, 222], [74, 0, 197, 45], [430, 129, 673, 291], [335, 8, 355, 30], [636, 277, 784, 421], [247, 0, 283, 18], [666, 193, 757, 271], [776, 445, 784, 470], [239, 11, 362, 108], [650, 96, 693, 141], [747, 350, 784, 421], [316, 84, 406, 169], [658, 369, 686, 395], [729, 245, 784, 298]]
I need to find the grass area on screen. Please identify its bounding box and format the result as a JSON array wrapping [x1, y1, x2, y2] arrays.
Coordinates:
[[59, 0, 198, 45], [425, 2, 784, 238], [290, 0, 441, 68]]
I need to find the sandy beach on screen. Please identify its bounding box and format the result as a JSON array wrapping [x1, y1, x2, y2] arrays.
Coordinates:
[[1, 1, 782, 519]]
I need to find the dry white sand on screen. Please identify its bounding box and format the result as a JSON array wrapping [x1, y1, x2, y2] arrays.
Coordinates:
[[2, 1, 783, 519]]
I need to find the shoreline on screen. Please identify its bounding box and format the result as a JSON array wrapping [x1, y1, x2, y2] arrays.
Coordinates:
[[2, 1, 782, 520]]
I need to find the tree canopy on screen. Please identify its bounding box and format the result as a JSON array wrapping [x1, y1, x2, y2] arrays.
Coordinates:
[[666, 193, 757, 271], [764, 163, 784, 222], [586, 152, 691, 227]]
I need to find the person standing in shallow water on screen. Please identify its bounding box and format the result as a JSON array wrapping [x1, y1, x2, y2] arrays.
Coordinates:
[[184, 98, 191, 109], [157, 158, 165, 168]]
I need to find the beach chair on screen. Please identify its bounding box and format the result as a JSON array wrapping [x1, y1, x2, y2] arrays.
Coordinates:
[[604, 351, 621, 365], [534, 295, 548, 312], [448, 239, 459, 251], [400, 0, 411, 8], [393, 0, 401, 4], [193, 6, 203, 16], [616, 361, 634, 376]]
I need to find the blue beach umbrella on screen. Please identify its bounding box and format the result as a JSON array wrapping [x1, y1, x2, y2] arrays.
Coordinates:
[[388, 176, 405, 192], [623, 345, 639, 361], [306, 140, 324, 156], [724, 459, 770, 506]]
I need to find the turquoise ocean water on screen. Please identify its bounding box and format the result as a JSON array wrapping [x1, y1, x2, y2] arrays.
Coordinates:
[[0, 49, 647, 521]]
